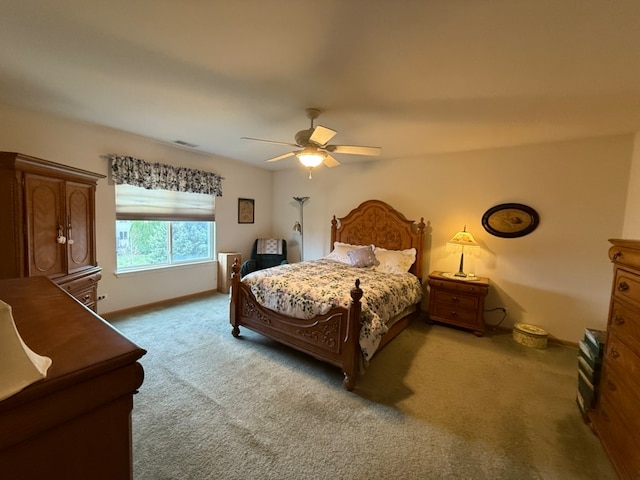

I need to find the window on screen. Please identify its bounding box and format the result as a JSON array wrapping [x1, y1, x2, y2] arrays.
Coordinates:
[[107, 154, 223, 273], [116, 220, 212, 271], [114, 184, 215, 272]]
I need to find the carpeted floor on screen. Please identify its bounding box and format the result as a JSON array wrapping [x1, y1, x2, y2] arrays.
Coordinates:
[[107, 293, 617, 480]]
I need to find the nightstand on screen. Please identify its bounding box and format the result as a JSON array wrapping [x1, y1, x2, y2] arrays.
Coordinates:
[[428, 271, 490, 336]]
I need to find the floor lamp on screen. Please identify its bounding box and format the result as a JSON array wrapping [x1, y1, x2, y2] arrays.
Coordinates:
[[293, 196, 309, 261]]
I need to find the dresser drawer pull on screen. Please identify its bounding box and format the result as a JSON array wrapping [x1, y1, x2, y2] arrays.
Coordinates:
[[618, 281, 629, 292], [609, 347, 620, 359], [613, 314, 625, 325], [451, 297, 460, 303], [450, 311, 458, 317], [612, 251, 622, 260], [606, 380, 617, 392]]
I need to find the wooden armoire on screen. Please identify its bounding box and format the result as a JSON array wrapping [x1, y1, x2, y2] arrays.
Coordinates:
[[0, 152, 105, 311]]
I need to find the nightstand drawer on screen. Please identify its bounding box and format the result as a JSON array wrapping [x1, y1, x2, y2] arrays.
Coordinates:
[[431, 302, 480, 325], [433, 290, 479, 310], [429, 278, 487, 296]]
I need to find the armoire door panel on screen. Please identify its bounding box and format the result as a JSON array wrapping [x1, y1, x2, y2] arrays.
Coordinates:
[[25, 175, 65, 277], [67, 182, 94, 272]]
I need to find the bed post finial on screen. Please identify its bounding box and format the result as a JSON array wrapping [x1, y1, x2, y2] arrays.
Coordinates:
[[230, 258, 241, 337], [330, 215, 338, 248]]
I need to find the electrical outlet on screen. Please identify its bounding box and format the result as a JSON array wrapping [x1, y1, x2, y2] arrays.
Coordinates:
[[98, 294, 108, 301]]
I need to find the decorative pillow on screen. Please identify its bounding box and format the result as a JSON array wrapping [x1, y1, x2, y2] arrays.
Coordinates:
[[325, 241, 370, 264], [374, 247, 416, 274], [347, 245, 380, 268]]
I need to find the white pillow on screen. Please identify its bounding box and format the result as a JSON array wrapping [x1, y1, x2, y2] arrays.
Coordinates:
[[325, 241, 371, 264], [373, 247, 416, 274]]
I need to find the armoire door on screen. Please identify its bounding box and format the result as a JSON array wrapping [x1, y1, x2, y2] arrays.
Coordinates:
[[24, 174, 65, 277], [66, 181, 96, 274]]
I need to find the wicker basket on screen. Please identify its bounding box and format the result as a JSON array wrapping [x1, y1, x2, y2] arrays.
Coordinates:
[[513, 323, 548, 349]]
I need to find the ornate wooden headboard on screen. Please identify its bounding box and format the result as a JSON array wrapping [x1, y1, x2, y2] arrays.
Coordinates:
[[330, 199, 425, 279]]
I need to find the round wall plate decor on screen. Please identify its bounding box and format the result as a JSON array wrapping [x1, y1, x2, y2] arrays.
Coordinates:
[[481, 203, 539, 238]]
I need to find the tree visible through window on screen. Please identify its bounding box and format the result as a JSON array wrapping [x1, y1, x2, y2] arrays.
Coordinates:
[[116, 220, 212, 270]]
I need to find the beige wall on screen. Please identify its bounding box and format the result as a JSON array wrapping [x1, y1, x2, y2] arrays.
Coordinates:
[[1, 102, 634, 342], [622, 131, 640, 239], [273, 135, 633, 343], [0, 103, 273, 313]]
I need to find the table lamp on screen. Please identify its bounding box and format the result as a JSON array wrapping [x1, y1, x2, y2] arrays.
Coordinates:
[[446, 226, 480, 277]]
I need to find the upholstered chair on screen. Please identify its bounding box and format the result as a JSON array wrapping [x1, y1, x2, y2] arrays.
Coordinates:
[[240, 238, 288, 277]]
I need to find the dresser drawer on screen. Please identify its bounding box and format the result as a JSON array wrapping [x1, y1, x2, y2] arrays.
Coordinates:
[[604, 334, 640, 401], [610, 243, 640, 271], [613, 268, 640, 309], [72, 285, 97, 309], [610, 299, 640, 357], [599, 367, 640, 436], [58, 271, 102, 295], [595, 395, 640, 480], [433, 290, 479, 310]]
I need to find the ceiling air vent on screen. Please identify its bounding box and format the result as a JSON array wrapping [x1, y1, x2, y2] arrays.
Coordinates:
[[173, 140, 199, 148]]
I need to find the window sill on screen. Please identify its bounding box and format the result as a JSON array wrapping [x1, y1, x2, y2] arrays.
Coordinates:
[[114, 259, 215, 277]]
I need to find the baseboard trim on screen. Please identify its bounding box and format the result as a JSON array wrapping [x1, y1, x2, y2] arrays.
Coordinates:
[[489, 325, 578, 348], [100, 289, 220, 320]]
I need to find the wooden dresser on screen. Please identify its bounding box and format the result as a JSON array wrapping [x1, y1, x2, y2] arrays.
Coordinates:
[[428, 271, 490, 336], [0, 276, 145, 480], [591, 239, 640, 479], [0, 152, 105, 312]]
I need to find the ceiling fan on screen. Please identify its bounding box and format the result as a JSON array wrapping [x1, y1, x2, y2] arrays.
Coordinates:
[[242, 108, 382, 177]]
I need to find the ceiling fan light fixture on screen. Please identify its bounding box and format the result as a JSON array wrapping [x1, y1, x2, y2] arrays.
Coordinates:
[[296, 148, 325, 168]]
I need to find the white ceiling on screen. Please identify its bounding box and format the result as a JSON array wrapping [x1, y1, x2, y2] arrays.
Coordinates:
[[3, 1, 640, 171]]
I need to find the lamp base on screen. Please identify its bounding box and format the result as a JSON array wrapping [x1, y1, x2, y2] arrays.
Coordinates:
[[441, 272, 479, 281]]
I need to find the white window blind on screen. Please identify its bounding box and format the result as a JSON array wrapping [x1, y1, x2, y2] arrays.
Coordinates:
[[115, 184, 215, 221]]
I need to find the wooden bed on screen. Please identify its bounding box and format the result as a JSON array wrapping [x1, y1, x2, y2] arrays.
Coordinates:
[[229, 199, 425, 391]]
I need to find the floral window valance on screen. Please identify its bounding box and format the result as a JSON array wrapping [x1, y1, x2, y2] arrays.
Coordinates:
[[107, 154, 224, 197]]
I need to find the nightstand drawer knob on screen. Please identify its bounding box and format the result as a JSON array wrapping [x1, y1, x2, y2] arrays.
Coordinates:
[[451, 297, 460, 303], [614, 315, 625, 325], [610, 347, 620, 359], [606, 380, 617, 392], [618, 281, 629, 292]]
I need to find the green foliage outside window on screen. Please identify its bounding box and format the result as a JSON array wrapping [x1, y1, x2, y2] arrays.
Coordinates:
[[116, 220, 211, 270]]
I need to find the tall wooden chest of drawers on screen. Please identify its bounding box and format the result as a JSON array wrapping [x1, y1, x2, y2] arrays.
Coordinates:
[[591, 239, 640, 479]]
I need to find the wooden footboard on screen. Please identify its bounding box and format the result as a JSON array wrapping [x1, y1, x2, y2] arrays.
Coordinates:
[[230, 259, 363, 390]]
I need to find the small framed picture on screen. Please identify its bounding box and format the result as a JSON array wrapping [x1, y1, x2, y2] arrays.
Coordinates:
[[238, 198, 255, 224]]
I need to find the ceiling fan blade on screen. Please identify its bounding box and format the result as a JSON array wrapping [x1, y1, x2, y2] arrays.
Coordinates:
[[309, 125, 337, 146], [326, 145, 382, 156], [265, 151, 296, 163], [323, 155, 340, 168], [242, 137, 298, 148]]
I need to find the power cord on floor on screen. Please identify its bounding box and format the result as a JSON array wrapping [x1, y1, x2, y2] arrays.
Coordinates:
[[484, 307, 507, 330]]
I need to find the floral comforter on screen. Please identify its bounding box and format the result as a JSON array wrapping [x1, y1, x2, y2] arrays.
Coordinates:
[[241, 258, 423, 360]]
